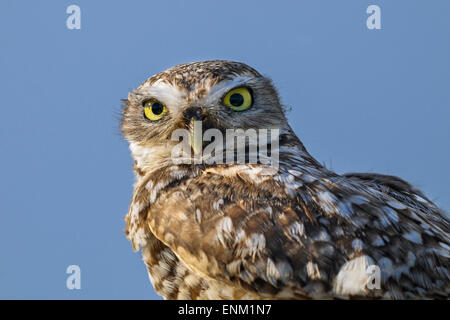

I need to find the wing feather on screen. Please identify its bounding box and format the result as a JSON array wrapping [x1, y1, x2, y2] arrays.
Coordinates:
[[126, 164, 450, 299]]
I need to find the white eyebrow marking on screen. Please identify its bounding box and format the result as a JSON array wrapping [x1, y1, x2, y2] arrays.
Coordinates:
[[137, 75, 257, 114], [138, 80, 187, 113], [202, 76, 255, 102]]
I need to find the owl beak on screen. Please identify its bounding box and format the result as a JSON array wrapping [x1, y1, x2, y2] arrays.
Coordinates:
[[184, 107, 207, 156], [190, 118, 203, 156]]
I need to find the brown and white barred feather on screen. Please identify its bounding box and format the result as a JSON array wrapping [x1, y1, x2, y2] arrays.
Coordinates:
[[125, 158, 449, 299], [122, 60, 450, 299]]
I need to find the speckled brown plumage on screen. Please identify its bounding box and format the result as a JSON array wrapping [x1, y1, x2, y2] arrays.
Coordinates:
[[138, 60, 261, 91], [121, 60, 450, 299]]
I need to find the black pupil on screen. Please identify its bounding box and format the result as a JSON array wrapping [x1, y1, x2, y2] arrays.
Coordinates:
[[229, 93, 244, 106], [152, 102, 164, 115]]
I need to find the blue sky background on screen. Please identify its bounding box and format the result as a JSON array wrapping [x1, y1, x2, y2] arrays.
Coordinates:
[[0, 0, 449, 299]]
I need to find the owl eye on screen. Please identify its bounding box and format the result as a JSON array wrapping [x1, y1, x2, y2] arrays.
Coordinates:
[[143, 100, 167, 121], [222, 87, 253, 111]]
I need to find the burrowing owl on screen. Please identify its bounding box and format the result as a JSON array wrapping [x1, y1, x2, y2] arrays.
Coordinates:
[[121, 60, 449, 299]]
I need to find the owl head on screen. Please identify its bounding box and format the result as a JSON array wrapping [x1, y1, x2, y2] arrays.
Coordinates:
[[121, 60, 301, 173]]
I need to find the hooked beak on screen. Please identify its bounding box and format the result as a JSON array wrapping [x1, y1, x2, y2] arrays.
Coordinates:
[[189, 118, 203, 156], [184, 107, 207, 156]]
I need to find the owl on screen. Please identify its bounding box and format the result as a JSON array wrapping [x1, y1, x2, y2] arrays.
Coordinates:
[[121, 60, 449, 299]]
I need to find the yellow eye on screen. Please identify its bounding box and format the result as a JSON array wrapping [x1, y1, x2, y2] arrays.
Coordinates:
[[223, 87, 252, 111], [143, 100, 167, 121]]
